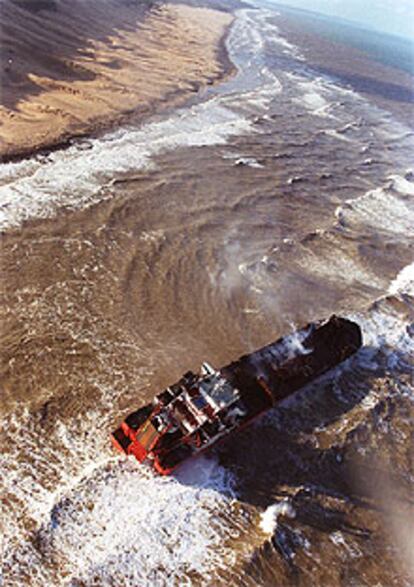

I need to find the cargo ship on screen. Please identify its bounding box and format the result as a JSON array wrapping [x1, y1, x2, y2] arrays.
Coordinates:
[[111, 315, 362, 474]]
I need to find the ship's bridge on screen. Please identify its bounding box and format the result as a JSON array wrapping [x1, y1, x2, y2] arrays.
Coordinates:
[[167, 364, 243, 435], [198, 374, 240, 413]]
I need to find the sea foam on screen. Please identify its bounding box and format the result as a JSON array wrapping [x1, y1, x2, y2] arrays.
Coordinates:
[[335, 172, 414, 235], [260, 500, 296, 535], [388, 262, 414, 297], [0, 103, 253, 232]]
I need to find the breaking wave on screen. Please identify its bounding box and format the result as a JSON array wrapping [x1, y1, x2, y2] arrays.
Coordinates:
[[389, 262, 414, 297], [37, 457, 238, 586], [335, 171, 414, 235], [1, 400, 244, 586]]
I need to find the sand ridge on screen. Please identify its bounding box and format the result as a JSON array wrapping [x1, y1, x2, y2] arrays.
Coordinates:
[[0, 0, 234, 160]]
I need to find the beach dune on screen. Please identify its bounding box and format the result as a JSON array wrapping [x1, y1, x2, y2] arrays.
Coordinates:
[[0, 0, 234, 160]]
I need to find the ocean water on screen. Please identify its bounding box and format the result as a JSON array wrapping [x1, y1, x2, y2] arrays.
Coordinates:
[[268, 1, 414, 75], [0, 5, 413, 587]]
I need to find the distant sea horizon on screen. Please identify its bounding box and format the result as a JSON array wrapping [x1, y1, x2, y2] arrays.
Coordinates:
[[260, 0, 414, 75]]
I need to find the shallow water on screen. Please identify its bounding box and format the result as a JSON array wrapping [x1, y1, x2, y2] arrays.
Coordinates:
[[0, 6, 413, 587]]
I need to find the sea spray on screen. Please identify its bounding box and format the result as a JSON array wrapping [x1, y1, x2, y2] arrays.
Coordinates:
[[260, 500, 296, 535]]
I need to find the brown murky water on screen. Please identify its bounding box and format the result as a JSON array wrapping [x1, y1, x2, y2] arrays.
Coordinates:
[[1, 6, 413, 586]]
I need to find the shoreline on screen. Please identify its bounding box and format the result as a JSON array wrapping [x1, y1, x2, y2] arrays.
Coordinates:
[[1, 48, 236, 165], [0, 1, 237, 163]]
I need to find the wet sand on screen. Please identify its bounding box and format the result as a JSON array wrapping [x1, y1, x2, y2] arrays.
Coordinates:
[[0, 0, 234, 160]]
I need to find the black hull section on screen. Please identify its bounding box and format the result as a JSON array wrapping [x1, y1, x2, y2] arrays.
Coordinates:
[[222, 316, 361, 408]]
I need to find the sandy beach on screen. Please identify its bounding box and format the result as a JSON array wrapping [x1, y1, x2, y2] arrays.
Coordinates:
[[0, 0, 234, 160]]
